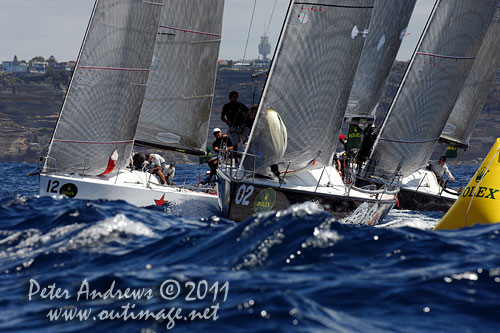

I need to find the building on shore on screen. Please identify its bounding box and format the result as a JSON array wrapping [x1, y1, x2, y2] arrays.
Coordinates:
[[252, 58, 271, 68], [31, 61, 48, 73], [2, 56, 28, 72]]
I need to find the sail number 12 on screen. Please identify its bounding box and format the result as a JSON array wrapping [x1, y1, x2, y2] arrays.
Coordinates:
[[46, 180, 60, 193]]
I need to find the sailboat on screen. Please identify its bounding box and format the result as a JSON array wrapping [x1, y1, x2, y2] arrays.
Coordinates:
[[216, 0, 398, 223], [342, 0, 416, 179], [358, 0, 499, 212], [39, 0, 225, 207], [397, 5, 500, 212]]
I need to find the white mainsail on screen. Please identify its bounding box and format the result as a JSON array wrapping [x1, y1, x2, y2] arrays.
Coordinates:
[[440, 5, 500, 148], [366, 0, 498, 179], [135, 0, 225, 155], [346, 0, 417, 119], [44, 0, 163, 176], [243, 0, 375, 174]]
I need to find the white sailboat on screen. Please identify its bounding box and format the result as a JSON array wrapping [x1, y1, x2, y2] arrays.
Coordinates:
[[358, 0, 499, 212], [217, 0, 398, 223], [397, 4, 500, 212], [39, 0, 225, 208]]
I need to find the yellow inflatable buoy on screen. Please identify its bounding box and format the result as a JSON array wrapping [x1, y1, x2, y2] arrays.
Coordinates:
[[435, 138, 500, 230]]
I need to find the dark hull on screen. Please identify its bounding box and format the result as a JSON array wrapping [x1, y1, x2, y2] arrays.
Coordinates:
[[396, 187, 456, 212], [218, 172, 395, 224], [356, 176, 457, 212]]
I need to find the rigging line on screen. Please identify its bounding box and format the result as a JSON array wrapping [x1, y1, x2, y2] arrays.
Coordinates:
[[265, 0, 278, 36], [242, 0, 258, 62]]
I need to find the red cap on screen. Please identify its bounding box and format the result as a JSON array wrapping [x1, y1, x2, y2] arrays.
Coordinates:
[[339, 134, 347, 140]]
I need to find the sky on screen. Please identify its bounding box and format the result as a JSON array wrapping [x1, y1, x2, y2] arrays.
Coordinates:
[[0, 0, 434, 63]]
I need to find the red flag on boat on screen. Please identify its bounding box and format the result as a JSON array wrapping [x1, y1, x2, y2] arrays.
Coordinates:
[[100, 149, 119, 175]]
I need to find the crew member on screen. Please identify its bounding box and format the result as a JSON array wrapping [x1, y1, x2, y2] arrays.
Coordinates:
[[220, 91, 248, 150], [430, 156, 455, 186], [146, 153, 167, 184], [208, 128, 233, 175]]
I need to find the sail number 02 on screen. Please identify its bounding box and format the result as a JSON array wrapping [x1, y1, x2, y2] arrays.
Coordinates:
[[235, 184, 254, 205]]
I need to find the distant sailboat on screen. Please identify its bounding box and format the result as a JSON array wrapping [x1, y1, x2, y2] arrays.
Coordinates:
[[39, 0, 224, 207], [359, 0, 499, 211], [217, 0, 398, 223]]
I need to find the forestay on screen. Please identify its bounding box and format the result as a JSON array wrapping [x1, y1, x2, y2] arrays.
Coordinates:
[[135, 0, 225, 155], [44, 0, 163, 176], [367, 0, 498, 179], [346, 0, 416, 119], [243, 0, 374, 174], [440, 6, 500, 149]]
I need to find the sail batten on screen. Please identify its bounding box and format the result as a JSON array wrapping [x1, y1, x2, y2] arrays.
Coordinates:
[[243, 0, 375, 174], [44, 0, 163, 176], [135, 0, 225, 155], [134, 140, 206, 156], [366, 0, 498, 179]]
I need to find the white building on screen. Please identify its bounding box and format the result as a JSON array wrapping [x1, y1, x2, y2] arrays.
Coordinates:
[[31, 61, 48, 73], [252, 59, 271, 69]]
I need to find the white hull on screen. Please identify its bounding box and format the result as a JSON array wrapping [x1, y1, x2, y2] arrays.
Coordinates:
[[397, 169, 459, 211], [400, 169, 457, 199], [39, 169, 218, 208]]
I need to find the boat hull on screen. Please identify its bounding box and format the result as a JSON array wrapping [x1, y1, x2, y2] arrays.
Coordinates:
[[217, 171, 395, 224], [396, 186, 456, 212], [357, 169, 459, 212], [39, 171, 218, 208]]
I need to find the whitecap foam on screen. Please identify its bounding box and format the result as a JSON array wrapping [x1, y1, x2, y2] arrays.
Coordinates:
[[0, 214, 157, 263], [61, 214, 157, 252], [378, 209, 441, 230]]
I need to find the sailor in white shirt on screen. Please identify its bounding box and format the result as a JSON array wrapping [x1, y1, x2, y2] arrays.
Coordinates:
[[147, 153, 167, 184], [165, 163, 176, 185], [430, 155, 455, 186]]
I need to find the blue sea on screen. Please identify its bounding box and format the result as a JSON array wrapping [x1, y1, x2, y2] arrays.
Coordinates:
[[0, 162, 499, 332]]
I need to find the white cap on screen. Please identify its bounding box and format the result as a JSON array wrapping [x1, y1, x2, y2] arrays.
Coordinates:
[[213, 127, 221, 133]]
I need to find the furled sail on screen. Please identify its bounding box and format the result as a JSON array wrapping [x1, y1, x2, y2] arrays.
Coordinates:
[[440, 6, 500, 149], [346, 0, 417, 119], [366, 0, 498, 179], [135, 0, 225, 156], [44, 0, 163, 176], [243, 0, 375, 174]]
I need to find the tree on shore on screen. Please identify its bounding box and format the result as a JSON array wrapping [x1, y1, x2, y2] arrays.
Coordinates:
[[48, 55, 57, 69]]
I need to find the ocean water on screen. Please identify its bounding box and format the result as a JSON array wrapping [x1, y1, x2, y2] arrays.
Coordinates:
[[0, 162, 499, 332]]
